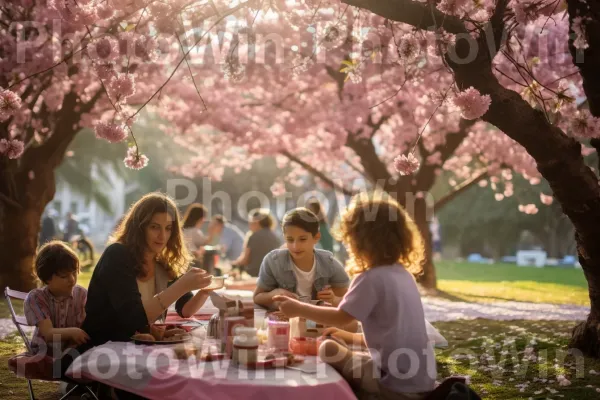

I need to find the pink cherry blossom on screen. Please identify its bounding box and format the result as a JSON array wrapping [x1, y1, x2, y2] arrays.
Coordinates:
[[397, 34, 420, 62], [0, 89, 22, 119], [570, 110, 600, 138], [540, 193, 554, 205], [97, 5, 114, 20], [394, 153, 420, 176], [124, 147, 149, 170], [94, 64, 114, 81], [94, 122, 128, 143], [512, 1, 537, 25], [453, 87, 492, 120], [437, 0, 471, 16], [518, 204, 539, 215], [109, 74, 136, 101], [0, 139, 25, 159], [270, 181, 287, 197], [572, 17, 589, 50], [88, 36, 120, 62]]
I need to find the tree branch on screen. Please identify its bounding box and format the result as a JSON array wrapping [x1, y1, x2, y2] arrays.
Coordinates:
[[279, 150, 356, 196], [434, 170, 488, 210], [341, 0, 467, 34], [346, 131, 392, 184], [413, 118, 474, 192]]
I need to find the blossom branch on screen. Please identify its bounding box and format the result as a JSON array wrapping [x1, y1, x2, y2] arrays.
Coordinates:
[[434, 170, 489, 210], [280, 150, 356, 196]]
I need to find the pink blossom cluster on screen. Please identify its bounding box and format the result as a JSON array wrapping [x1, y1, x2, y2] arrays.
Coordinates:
[[393, 153, 420, 176], [453, 87, 492, 120], [570, 110, 600, 139], [540, 193, 554, 205], [108, 74, 136, 101], [270, 181, 287, 197], [124, 146, 149, 170], [572, 17, 590, 50], [0, 89, 22, 120], [94, 122, 128, 143], [518, 204, 539, 215], [0, 138, 25, 159]]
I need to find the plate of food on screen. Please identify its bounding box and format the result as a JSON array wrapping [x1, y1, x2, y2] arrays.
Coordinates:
[[132, 326, 192, 345]]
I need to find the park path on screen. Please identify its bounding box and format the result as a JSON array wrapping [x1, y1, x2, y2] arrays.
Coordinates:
[[0, 298, 590, 340], [421, 297, 589, 322]]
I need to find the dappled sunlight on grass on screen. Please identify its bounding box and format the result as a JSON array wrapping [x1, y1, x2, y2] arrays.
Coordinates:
[[433, 320, 600, 399], [436, 261, 589, 306]]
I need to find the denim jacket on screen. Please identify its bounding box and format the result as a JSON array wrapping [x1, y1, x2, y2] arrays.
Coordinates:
[[257, 248, 350, 299]]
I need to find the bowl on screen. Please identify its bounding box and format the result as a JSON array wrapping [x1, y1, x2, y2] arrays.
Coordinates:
[[205, 276, 225, 290]]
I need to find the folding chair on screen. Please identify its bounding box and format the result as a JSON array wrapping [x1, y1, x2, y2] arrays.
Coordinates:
[[4, 287, 99, 400]]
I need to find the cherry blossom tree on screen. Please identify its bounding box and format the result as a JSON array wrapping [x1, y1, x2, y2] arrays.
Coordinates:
[[154, 10, 544, 291]]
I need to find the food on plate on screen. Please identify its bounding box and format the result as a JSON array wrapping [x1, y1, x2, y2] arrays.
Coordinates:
[[132, 333, 155, 342], [150, 324, 166, 340], [164, 328, 187, 338]]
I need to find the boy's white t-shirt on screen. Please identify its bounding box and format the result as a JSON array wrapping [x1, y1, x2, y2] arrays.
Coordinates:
[[292, 257, 316, 298]]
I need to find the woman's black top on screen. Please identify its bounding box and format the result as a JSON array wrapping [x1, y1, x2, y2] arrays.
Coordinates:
[[81, 243, 193, 347]]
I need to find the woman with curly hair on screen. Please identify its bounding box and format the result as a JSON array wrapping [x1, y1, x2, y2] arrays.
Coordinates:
[[81, 192, 214, 348], [274, 192, 435, 399]]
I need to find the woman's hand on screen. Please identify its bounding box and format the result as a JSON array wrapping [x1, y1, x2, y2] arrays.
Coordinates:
[[179, 268, 212, 292]]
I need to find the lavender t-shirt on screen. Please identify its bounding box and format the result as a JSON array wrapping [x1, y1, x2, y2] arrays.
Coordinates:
[[339, 265, 436, 394]]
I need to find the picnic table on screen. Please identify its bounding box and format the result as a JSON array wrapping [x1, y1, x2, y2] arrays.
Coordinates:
[[65, 289, 355, 399], [65, 341, 355, 400]]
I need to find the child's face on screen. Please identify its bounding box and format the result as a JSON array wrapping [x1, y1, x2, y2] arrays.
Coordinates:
[[284, 226, 321, 263], [47, 270, 78, 297], [145, 212, 173, 255]]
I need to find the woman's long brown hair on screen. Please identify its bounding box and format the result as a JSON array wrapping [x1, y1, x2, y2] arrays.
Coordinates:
[[334, 191, 425, 277], [110, 192, 191, 279]]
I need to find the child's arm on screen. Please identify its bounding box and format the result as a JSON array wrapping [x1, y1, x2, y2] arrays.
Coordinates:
[[37, 319, 89, 346], [322, 327, 366, 347], [254, 287, 298, 309], [273, 295, 355, 327]]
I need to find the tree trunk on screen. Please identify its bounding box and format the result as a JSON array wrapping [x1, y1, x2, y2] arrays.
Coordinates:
[[414, 198, 437, 291], [570, 257, 600, 357], [566, 0, 600, 358], [0, 170, 57, 291], [0, 90, 100, 292]]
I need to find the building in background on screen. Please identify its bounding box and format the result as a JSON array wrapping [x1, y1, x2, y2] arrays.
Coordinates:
[[46, 162, 138, 250]]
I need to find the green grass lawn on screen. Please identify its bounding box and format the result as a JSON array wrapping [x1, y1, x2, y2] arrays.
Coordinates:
[[436, 260, 590, 306]]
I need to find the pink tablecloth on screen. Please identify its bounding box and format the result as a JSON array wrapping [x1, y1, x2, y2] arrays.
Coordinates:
[[66, 342, 356, 400]]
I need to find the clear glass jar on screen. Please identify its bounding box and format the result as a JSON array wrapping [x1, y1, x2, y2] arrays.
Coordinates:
[[232, 327, 259, 365]]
